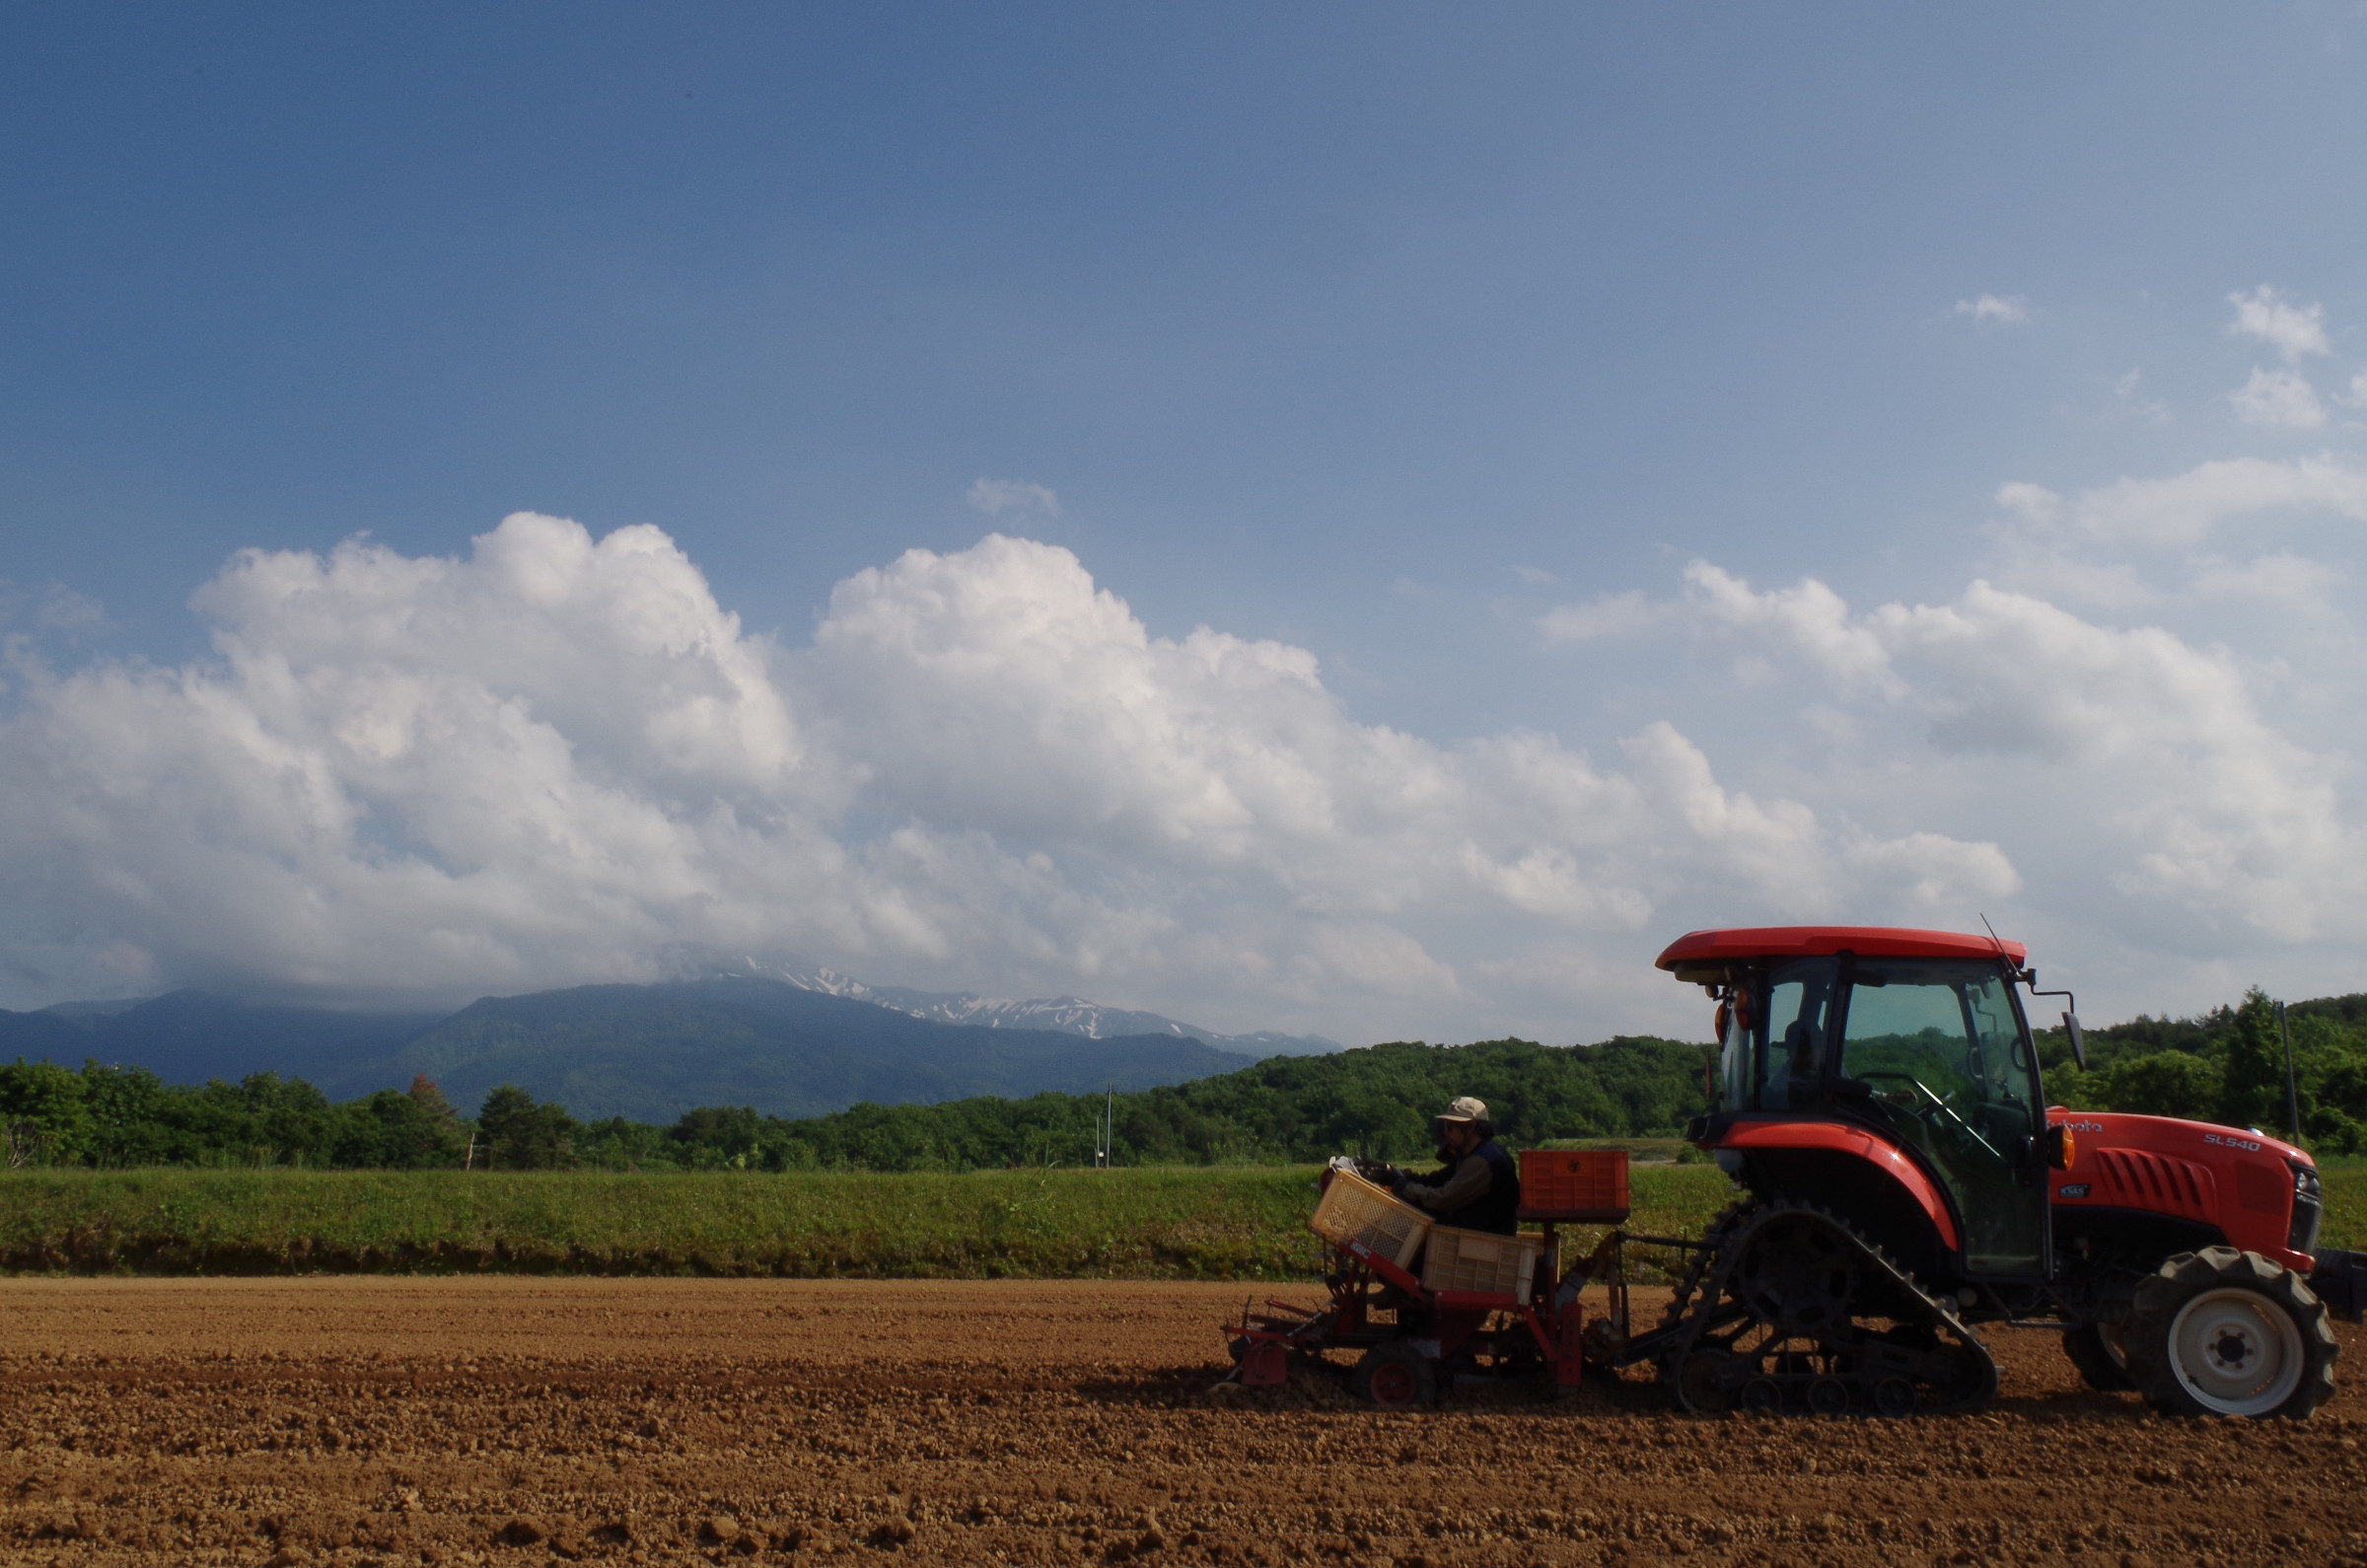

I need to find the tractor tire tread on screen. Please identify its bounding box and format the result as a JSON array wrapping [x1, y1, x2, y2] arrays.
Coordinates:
[[1349, 1342, 1438, 1409], [2124, 1247, 2338, 1419]]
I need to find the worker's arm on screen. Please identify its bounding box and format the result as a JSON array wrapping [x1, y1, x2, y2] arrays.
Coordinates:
[[1401, 1152, 1490, 1213]]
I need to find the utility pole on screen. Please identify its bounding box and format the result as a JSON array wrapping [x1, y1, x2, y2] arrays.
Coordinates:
[[2278, 1001, 2301, 1143]]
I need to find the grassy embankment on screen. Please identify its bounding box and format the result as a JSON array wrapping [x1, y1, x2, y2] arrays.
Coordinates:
[[0, 1165, 1737, 1281], [5, 1161, 2355, 1281]]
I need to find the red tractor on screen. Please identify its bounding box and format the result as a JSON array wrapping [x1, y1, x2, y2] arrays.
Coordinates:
[[1644, 925, 2348, 1418]]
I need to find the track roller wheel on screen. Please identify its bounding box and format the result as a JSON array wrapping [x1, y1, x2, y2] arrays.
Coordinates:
[[2124, 1247, 2338, 1418], [1349, 1342, 1438, 1409], [2061, 1320, 2134, 1392], [1677, 1350, 1740, 1413]]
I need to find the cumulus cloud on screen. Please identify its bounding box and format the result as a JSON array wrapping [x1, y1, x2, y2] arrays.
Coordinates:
[[1683, 563, 1901, 694], [1670, 564, 2362, 943], [2227, 285, 2329, 363], [2231, 367, 2328, 430], [1954, 294, 2030, 324], [0, 518, 2020, 1041], [966, 477, 1061, 518], [0, 517, 854, 1006]]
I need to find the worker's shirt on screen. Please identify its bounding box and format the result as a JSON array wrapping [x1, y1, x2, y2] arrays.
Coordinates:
[[1403, 1139, 1520, 1234]]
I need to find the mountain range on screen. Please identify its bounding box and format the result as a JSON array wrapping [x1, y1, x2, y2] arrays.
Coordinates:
[[647, 945, 1336, 1055], [0, 956, 1333, 1123]]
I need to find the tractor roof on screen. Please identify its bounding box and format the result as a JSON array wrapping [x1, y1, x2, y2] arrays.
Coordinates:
[[1655, 925, 2026, 982]]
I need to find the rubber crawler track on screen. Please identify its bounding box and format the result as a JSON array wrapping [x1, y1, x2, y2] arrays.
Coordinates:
[[1654, 1200, 1998, 1416]]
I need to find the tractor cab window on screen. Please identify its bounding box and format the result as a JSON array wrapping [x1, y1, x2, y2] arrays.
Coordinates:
[[1837, 959, 2044, 1276], [1755, 959, 1837, 1111]]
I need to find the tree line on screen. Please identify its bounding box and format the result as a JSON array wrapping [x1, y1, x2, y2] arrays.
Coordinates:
[[2043, 986, 2367, 1148], [5, 987, 2365, 1173], [0, 1035, 1702, 1172]]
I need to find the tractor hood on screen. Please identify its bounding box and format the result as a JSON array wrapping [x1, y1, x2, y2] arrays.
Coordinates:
[[2047, 1107, 2320, 1275]]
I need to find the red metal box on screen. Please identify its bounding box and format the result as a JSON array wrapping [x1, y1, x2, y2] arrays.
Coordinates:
[[1518, 1148, 1630, 1216]]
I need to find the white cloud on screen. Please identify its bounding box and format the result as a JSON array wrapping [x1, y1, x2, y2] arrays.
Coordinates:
[[2185, 551, 2347, 616], [2111, 369, 2173, 425], [1513, 564, 1559, 586], [0, 519, 2020, 1042], [1536, 589, 1663, 643], [965, 477, 1061, 518], [1671, 565, 2362, 943], [2227, 285, 2329, 363], [1953, 294, 2030, 324], [2005, 454, 2367, 546], [1839, 833, 2021, 909], [2230, 366, 2327, 429], [1683, 562, 1901, 694]]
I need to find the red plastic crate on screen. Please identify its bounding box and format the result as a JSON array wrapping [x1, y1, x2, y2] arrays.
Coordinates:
[[1519, 1149, 1631, 1216]]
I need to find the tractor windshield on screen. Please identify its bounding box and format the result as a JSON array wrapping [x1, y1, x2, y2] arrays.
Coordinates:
[[1836, 959, 2044, 1276]]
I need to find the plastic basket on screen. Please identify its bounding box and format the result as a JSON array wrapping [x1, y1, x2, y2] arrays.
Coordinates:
[[1420, 1225, 1542, 1298], [1310, 1171, 1432, 1269], [1519, 1149, 1631, 1215]]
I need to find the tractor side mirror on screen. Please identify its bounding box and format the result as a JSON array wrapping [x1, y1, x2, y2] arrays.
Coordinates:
[[2063, 1012, 2087, 1072]]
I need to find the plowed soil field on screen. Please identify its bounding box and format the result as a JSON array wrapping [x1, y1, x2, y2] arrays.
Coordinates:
[[2, 1278, 2363, 1568]]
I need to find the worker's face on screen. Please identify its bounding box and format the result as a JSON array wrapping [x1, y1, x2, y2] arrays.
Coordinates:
[[1440, 1121, 1480, 1156]]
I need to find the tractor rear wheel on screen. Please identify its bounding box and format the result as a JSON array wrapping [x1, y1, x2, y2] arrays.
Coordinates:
[[2061, 1321, 2134, 1392], [1349, 1342, 1438, 1409], [2124, 1247, 2337, 1418]]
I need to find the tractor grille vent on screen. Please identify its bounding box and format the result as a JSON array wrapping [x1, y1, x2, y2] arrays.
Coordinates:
[[2089, 1148, 2218, 1225]]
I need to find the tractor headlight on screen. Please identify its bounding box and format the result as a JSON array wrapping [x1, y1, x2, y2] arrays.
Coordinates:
[[2289, 1163, 2325, 1254]]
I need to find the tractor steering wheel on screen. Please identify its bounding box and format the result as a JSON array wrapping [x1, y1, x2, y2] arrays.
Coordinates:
[[1853, 1070, 2002, 1160]]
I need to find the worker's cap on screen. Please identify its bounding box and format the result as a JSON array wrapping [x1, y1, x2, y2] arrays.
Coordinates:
[[1436, 1096, 1489, 1123]]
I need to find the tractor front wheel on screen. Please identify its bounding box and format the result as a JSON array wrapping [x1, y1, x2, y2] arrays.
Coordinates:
[[1349, 1342, 1439, 1409], [2124, 1247, 2337, 1418]]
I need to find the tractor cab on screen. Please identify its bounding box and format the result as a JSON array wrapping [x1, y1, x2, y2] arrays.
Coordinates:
[[1668, 926, 2054, 1283]]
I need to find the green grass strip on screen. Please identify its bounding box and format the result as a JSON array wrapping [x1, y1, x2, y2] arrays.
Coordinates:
[[7, 1161, 2348, 1282], [0, 1165, 1737, 1281]]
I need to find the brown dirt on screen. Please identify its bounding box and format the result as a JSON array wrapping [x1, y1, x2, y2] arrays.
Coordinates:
[[1, 1277, 2363, 1567]]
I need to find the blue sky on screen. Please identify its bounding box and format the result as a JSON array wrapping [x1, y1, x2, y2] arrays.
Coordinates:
[[5, 5, 2366, 1041]]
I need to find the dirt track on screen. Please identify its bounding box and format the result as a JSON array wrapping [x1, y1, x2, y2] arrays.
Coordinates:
[[1, 1279, 2363, 1568]]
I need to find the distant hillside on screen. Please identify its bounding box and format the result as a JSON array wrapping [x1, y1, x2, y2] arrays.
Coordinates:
[[0, 992, 445, 1090], [652, 945, 1338, 1055], [383, 976, 1250, 1121], [0, 969, 1305, 1120]]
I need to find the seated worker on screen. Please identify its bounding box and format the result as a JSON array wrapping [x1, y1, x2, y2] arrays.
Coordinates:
[[1387, 1097, 1520, 1235]]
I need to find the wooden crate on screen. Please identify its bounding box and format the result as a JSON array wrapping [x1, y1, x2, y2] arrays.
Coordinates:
[[1420, 1225, 1542, 1297], [1518, 1148, 1630, 1217], [1309, 1170, 1432, 1270]]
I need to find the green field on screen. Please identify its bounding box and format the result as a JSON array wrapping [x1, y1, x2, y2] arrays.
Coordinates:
[[1, 1160, 2353, 1282], [0, 1165, 1739, 1282]]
